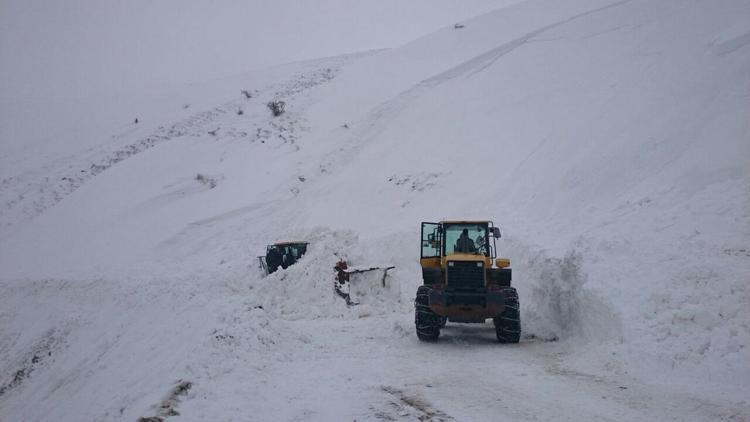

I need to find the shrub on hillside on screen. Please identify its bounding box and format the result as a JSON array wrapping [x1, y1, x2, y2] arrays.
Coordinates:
[[267, 101, 286, 117], [195, 173, 218, 189]]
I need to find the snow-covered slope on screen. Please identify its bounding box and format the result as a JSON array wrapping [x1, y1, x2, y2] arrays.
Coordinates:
[[1, 0, 749, 420]]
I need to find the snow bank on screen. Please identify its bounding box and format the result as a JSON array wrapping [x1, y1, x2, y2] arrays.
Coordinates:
[[508, 240, 620, 342], [246, 224, 621, 346], [249, 228, 417, 320]]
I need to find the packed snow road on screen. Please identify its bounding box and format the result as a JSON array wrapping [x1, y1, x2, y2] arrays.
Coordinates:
[[178, 316, 748, 422], [1, 268, 746, 421]]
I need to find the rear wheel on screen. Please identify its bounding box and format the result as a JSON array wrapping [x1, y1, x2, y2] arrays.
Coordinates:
[[415, 286, 441, 341], [493, 287, 521, 343]]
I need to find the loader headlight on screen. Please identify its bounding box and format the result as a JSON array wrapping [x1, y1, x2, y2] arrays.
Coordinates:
[[448, 262, 455, 267], [476, 262, 483, 267]]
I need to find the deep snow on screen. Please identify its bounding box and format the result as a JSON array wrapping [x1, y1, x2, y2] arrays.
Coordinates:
[[1, 0, 749, 420]]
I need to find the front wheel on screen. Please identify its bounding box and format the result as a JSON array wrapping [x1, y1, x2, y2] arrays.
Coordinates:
[[493, 287, 521, 343], [415, 286, 441, 341]]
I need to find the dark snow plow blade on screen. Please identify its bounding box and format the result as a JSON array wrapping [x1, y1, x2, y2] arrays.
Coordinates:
[[428, 289, 505, 319], [334, 261, 395, 306]]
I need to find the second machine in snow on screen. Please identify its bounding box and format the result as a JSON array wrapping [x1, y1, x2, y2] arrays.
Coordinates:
[[258, 241, 309, 275]]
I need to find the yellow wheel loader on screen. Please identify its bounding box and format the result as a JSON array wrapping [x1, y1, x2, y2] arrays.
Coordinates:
[[415, 221, 520, 343]]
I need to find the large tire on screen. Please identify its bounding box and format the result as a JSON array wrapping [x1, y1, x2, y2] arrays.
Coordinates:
[[493, 287, 521, 343], [415, 285, 441, 341]]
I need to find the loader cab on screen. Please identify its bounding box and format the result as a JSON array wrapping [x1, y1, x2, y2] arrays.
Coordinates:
[[260, 241, 309, 274], [415, 219, 518, 343], [421, 221, 500, 261]]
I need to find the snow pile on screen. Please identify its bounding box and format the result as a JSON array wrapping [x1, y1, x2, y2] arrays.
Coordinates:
[[208, 306, 307, 356], [249, 228, 416, 320], [511, 242, 619, 342], [637, 259, 750, 372]]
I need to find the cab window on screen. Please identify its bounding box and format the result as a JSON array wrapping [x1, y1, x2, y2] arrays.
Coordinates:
[[421, 222, 440, 258], [444, 224, 488, 256]]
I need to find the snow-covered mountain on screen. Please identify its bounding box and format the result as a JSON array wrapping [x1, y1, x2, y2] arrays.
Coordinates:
[[1, 0, 749, 420]]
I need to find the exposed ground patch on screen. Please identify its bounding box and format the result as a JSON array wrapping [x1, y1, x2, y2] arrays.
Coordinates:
[[0, 328, 66, 398], [375, 386, 453, 421], [137, 379, 193, 422]]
